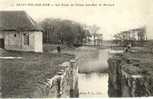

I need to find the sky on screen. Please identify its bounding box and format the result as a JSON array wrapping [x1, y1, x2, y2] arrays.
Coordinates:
[[0, 0, 152, 40]]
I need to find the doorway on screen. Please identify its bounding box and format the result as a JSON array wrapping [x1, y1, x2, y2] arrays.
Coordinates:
[[0, 39, 4, 48]]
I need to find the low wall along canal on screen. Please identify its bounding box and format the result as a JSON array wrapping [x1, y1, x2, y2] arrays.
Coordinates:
[[32, 58, 79, 98], [108, 47, 153, 97]]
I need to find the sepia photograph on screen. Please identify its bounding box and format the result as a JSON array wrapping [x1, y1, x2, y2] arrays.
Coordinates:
[[0, 0, 153, 98]]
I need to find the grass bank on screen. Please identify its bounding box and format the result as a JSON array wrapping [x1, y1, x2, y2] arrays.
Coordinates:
[[1, 49, 74, 97]]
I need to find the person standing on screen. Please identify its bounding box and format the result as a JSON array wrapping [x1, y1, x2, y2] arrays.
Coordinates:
[[57, 45, 61, 53]]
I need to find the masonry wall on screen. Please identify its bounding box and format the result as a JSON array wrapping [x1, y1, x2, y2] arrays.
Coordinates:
[[0, 32, 4, 39], [4, 31, 42, 52], [34, 31, 43, 52], [108, 53, 153, 97], [108, 55, 122, 97], [31, 58, 79, 98], [4, 32, 21, 49]]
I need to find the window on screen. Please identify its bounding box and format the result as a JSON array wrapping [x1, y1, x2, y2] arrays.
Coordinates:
[[23, 33, 29, 45]]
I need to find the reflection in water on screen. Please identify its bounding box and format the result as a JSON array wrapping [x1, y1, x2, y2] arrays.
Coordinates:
[[78, 48, 110, 73], [64, 47, 110, 97], [77, 48, 109, 97], [79, 73, 108, 97]]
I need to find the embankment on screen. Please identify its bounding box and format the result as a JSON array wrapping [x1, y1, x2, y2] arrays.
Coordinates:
[[32, 58, 79, 98], [1, 50, 79, 98], [108, 47, 153, 97]]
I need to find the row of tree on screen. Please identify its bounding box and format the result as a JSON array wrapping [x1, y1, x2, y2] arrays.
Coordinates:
[[39, 18, 100, 46], [40, 18, 86, 46]]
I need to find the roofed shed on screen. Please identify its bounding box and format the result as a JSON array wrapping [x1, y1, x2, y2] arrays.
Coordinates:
[[0, 11, 43, 52]]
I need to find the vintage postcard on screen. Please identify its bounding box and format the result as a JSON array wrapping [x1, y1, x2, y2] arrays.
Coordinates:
[[0, 0, 152, 98]]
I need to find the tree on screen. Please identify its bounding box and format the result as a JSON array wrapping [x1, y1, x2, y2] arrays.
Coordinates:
[[39, 18, 89, 46]]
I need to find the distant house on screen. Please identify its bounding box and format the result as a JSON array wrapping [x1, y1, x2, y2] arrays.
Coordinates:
[[113, 27, 147, 47], [0, 11, 43, 52], [86, 33, 103, 46]]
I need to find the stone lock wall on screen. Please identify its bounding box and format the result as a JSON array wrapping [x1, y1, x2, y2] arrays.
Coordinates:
[[108, 55, 122, 97], [108, 53, 153, 97], [32, 58, 79, 98]]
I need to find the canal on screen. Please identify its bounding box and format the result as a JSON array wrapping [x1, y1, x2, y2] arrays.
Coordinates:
[[64, 46, 109, 97]]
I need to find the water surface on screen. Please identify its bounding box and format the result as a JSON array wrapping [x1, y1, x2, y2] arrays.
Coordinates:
[[64, 47, 109, 97], [79, 73, 108, 97]]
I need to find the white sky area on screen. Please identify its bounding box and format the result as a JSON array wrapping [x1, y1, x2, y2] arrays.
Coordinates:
[[0, 0, 152, 40]]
